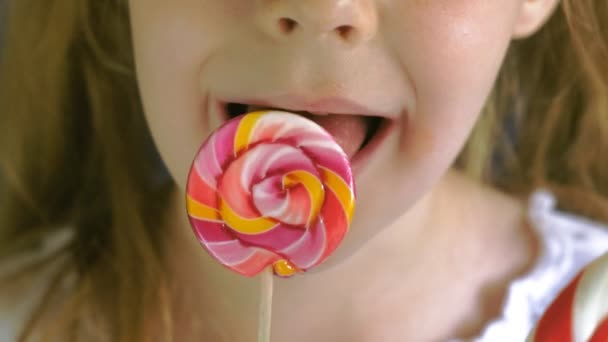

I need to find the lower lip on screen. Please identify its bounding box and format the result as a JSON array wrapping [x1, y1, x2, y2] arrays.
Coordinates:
[[215, 98, 398, 173]]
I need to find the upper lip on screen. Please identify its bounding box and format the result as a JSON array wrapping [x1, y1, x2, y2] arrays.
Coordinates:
[[223, 94, 393, 117]]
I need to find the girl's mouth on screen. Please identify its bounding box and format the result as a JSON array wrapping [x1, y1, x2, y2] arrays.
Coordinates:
[[222, 102, 392, 162]]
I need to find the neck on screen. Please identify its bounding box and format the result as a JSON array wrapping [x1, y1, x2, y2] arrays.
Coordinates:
[[162, 169, 535, 341]]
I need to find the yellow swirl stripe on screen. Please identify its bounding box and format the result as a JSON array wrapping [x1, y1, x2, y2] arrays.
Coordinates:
[[186, 195, 221, 221], [219, 198, 278, 234], [319, 167, 355, 224], [283, 170, 325, 226], [234, 112, 264, 155]]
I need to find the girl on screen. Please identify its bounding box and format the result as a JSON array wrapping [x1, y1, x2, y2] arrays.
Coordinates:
[[1, 0, 608, 341]]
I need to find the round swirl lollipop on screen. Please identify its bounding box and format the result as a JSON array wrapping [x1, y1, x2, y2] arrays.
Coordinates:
[[528, 251, 608, 341], [185, 111, 356, 278]]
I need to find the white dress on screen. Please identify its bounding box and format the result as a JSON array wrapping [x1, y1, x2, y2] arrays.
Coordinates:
[[1, 190, 608, 342]]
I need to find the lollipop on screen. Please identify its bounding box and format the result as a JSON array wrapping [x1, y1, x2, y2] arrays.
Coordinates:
[[527, 251, 608, 341], [185, 111, 356, 278]]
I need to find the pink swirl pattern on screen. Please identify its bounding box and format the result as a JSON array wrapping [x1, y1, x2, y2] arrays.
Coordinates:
[[186, 111, 356, 277]]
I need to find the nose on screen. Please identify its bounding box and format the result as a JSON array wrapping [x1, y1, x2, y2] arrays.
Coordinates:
[[255, 0, 378, 46]]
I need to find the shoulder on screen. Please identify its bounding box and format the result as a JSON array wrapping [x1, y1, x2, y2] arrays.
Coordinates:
[[522, 189, 608, 312], [471, 189, 608, 342], [0, 228, 74, 342]]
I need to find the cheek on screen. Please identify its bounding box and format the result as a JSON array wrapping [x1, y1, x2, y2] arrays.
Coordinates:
[[128, 1, 239, 184], [129, 0, 254, 77], [384, 2, 521, 162], [385, 2, 520, 115]]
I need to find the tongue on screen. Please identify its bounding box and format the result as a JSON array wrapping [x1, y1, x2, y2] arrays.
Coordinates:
[[304, 114, 369, 159], [247, 106, 369, 158]]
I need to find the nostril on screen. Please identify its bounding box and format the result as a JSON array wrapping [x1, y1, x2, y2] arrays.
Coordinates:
[[336, 25, 355, 40], [278, 18, 297, 34]]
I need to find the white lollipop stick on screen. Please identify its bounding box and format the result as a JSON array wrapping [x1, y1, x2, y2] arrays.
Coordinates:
[[258, 267, 274, 342]]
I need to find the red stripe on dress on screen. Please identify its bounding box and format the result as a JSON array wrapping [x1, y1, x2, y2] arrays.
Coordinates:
[[533, 272, 583, 342], [589, 316, 608, 342]]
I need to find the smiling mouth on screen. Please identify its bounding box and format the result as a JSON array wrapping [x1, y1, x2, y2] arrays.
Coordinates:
[[223, 102, 388, 160]]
